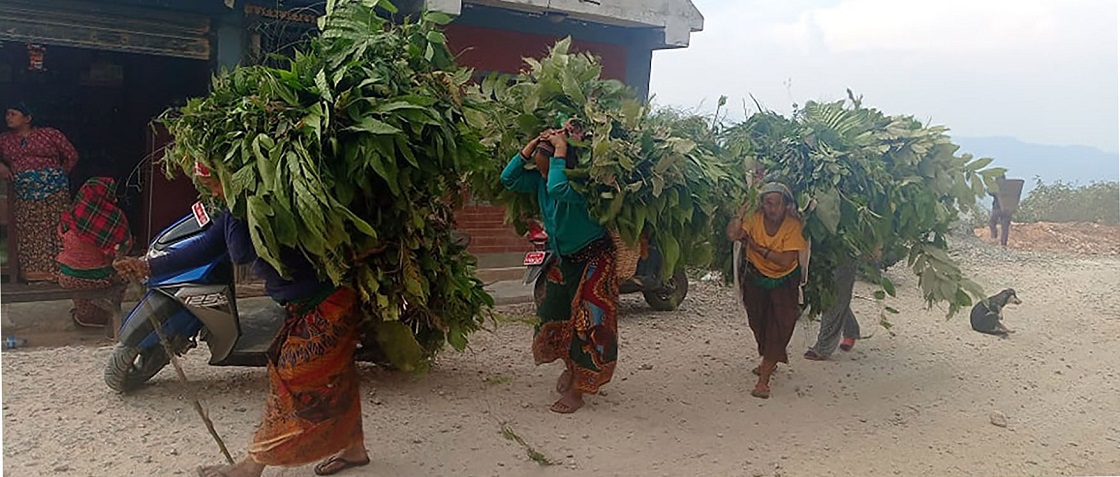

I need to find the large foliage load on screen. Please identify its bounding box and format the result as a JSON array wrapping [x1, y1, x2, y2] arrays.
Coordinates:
[[724, 92, 1006, 319], [469, 39, 737, 277], [160, 0, 492, 371]]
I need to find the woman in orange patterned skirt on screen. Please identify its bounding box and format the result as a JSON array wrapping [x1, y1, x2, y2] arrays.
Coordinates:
[[114, 162, 370, 477]]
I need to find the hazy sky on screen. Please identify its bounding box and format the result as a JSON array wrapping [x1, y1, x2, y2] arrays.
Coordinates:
[[649, 0, 1119, 153]]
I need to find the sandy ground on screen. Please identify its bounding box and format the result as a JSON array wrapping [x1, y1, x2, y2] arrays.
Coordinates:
[[3, 232, 1120, 477]]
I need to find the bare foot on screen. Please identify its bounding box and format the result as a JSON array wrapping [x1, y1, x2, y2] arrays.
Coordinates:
[[197, 459, 265, 477], [556, 368, 572, 394], [550, 390, 584, 414], [751, 383, 770, 399]]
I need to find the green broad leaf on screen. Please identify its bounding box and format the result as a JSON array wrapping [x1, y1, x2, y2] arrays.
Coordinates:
[[374, 101, 429, 113], [423, 11, 455, 25], [229, 166, 258, 199], [602, 190, 626, 223], [884, 306, 899, 314], [246, 196, 284, 275], [426, 31, 447, 45], [315, 69, 334, 103], [374, 320, 427, 373], [446, 322, 468, 351], [815, 187, 842, 234], [659, 234, 681, 279], [880, 277, 896, 297], [964, 156, 993, 172], [346, 117, 401, 135], [873, 290, 886, 300]]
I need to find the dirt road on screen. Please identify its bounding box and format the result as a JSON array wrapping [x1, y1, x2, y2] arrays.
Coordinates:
[[3, 234, 1119, 477]]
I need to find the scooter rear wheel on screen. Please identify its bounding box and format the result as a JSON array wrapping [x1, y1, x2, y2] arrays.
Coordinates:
[[104, 344, 171, 393]]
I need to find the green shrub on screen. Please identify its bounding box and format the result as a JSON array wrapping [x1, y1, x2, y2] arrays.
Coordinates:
[[1016, 179, 1119, 225]]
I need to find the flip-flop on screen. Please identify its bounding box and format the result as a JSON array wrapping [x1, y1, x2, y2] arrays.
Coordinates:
[[803, 350, 827, 361], [314, 455, 372, 476]]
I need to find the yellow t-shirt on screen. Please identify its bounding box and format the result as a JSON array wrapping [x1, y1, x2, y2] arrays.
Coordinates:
[[741, 211, 808, 278]]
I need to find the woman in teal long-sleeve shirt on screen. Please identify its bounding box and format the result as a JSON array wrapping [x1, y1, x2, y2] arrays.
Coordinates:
[[501, 129, 619, 414]]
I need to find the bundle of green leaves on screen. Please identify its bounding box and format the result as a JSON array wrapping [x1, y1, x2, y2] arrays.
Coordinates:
[[469, 39, 737, 277], [723, 92, 1006, 320], [159, 0, 493, 371]]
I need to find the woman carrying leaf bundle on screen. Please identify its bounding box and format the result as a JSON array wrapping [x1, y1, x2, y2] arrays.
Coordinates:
[[501, 129, 619, 414], [728, 182, 809, 399], [114, 162, 371, 477]]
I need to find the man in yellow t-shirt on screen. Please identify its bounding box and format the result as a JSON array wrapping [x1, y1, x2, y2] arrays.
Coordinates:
[[728, 182, 809, 399]]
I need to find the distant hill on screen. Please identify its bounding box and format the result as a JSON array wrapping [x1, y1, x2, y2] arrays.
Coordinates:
[[953, 136, 1119, 195]]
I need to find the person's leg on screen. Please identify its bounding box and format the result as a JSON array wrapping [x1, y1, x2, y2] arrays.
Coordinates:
[[988, 210, 1000, 240], [807, 263, 856, 359], [839, 306, 860, 351], [14, 197, 57, 281], [552, 251, 619, 414], [236, 289, 368, 473], [533, 260, 579, 400], [742, 277, 768, 360], [754, 279, 801, 398], [999, 214, 1012, 246]]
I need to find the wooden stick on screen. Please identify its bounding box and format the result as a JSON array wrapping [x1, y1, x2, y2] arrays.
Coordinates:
[[145, 313, 235, 464]]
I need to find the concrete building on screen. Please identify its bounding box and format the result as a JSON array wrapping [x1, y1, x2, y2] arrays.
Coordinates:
[[0, 0, 702, 284]]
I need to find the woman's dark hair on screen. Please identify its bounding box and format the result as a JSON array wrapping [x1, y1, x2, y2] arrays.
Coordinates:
[[8, 102, 33, 119], [532, 141, 579, 169]]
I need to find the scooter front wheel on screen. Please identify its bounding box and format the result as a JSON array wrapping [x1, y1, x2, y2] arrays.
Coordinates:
[[104, 344, 171, 393]]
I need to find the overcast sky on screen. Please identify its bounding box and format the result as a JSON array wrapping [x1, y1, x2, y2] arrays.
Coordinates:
[[649, 0, 1119, 153]]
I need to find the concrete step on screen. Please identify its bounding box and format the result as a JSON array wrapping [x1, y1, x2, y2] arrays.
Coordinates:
[[476, 267, 526, 284]]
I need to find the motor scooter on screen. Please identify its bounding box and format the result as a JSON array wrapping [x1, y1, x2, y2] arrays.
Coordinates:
[[104, 209, 398, 393]]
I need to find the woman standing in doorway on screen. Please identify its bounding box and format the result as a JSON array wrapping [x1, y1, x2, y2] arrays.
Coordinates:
[[0, 103, 79, 282]]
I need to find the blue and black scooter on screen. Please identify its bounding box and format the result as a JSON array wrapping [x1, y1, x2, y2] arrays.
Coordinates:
[[103, 209, 389, 393]]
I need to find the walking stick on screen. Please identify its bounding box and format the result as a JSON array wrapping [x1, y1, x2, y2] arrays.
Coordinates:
[[141, 300, 235, 464]]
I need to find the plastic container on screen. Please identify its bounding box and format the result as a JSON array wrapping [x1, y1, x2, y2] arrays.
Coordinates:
[[3, 336, 28, 350]]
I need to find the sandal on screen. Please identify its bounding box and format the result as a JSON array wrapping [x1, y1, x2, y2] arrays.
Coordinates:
[[803, 349, 827, 361], [314, 455, 371, 476], [839, 337, 856, 352], [71, 310, 107, 328]]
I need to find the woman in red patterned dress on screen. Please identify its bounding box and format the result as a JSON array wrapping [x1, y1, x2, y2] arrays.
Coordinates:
[[0, 103, 79, 282]]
